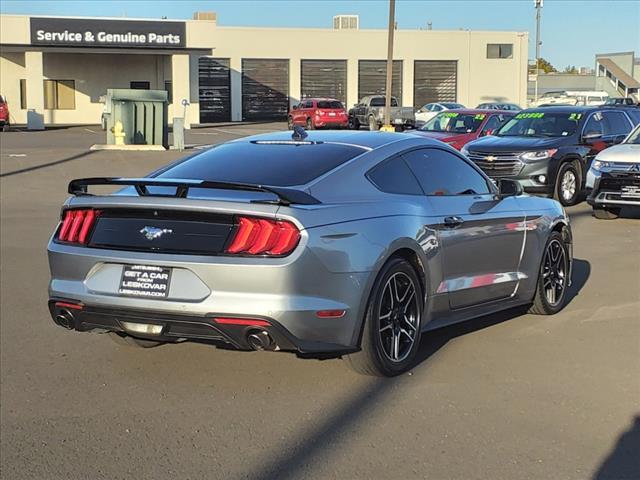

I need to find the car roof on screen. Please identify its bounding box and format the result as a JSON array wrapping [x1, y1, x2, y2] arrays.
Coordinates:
[[447, 108, 515, 115], [233, 130, 442, 150], [301, 98, 342, 102]]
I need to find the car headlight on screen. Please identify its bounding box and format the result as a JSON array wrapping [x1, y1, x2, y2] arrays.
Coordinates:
[[460, 145, 469, 156], [591, 160, 611, 171], [520, 149, 558, 162]]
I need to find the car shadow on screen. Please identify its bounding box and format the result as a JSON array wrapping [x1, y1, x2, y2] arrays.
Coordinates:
[[593, 415, 640, 480]]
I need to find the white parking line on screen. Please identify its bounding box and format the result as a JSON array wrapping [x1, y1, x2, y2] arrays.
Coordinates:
[[84, 128, 96, 133]]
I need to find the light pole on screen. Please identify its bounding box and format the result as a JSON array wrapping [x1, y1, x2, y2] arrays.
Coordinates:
[[381, 0, 396, 132], [534, 0, 543, 104]]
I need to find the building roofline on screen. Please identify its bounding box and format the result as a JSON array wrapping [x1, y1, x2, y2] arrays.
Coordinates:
[[595, 51, 636, 58], [0, 13, 525, 35]]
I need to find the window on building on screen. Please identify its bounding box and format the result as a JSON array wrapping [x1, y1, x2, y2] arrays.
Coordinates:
[[20, 79, 27, 109], [130, 81, 150, 90], [487, 44, 513, 59], [164, 80, 173, 103], [43, 80, 76, 110]]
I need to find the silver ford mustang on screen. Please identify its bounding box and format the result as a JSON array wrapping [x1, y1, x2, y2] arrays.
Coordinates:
[[47, 130, 573, 376]]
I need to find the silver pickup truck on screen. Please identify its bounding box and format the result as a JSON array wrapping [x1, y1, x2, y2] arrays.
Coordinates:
[[348, 95, 416, 131]]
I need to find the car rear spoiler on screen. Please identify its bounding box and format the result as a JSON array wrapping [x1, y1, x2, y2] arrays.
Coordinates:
[[68, 177, 321, 206]]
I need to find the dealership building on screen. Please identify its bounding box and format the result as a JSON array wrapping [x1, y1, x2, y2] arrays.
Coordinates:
[[0, 13, 529, 128]]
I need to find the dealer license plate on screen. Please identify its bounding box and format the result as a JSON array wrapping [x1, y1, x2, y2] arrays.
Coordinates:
[[119, 265, 172, 299], [329, 112, 336, 116], [620, 186, 640, 199]]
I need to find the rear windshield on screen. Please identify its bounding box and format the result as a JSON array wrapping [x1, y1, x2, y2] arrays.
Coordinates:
[[441, 103, 464, 109], [420, 112, 486, 133], [317, 100, 343, 109], [157, 141, 363, 186], [496, 112, 581, 137], [370, 97, 398, 107]]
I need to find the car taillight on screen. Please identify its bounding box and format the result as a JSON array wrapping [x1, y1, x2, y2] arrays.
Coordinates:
[[57, 209, 100, 245], [226, 216, 301, 256]]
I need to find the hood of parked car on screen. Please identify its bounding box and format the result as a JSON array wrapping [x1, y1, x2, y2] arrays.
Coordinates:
[[465, 135, 566, 152], [595, 144, 640, 163]]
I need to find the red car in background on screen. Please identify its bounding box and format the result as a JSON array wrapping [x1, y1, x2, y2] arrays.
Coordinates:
[[412, 109, 515, 150], [288, 98, 348, 130], [0, 95, 10, 131]]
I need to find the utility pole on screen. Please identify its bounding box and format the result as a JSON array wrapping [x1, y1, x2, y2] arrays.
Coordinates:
[[534, 0, 543, 104], [381, 0, 396, 131]]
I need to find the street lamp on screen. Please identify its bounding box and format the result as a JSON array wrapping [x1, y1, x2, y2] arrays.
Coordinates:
[[381, 0, 396, 132], [534, 0, 543, 104]]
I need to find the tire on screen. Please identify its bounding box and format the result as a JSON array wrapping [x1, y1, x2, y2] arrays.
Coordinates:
[[108, 332, 164, 348], [349, 116, 360, 130], [287, 116, 294, 130], [554, 162, 581, 206], [368, 116, 379, 131], [1, 124, 8, 132], [529, 231, 570, 315], [343, 258, 423, 376], [306, 118, 314, 130], [593, 207, 620, 219]]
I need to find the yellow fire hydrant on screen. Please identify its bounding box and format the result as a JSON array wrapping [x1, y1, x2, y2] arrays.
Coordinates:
[[111, 120, 126, 145]]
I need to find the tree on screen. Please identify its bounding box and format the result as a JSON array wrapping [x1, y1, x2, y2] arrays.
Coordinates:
[[563, 65, 578, 74], [529, 57, 557, 74]]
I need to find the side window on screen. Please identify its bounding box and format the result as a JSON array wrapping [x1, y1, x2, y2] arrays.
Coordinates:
[[602, 111, 632, 135], [304, 100, 314, 109], [367, 156, 423, 195], [481, 115, 502, 135], [583, 113, 605, 136], [433, 104, 443, 112], [402, 148, 491, 196]]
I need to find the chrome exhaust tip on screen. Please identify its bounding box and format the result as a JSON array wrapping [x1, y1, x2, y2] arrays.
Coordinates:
[[246, 330, 275, 351], [55, 309, 76, 330]]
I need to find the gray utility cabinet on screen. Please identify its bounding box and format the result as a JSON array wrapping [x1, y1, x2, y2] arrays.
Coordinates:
[[105, 89, 168, 148]]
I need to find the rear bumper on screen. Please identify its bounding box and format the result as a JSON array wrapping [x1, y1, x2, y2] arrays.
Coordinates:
[[314, 119, 348, 128], [47, 240, 371, 353], [48, 299, 354, 353]]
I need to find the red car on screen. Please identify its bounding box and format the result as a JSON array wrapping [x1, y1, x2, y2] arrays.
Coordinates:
[[0, 95, 10, 131], [412, 109, 515, 150], [288, 98, 348, 130]]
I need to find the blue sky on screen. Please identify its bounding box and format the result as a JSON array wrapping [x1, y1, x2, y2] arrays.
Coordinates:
[[2, 0, 639, 68]]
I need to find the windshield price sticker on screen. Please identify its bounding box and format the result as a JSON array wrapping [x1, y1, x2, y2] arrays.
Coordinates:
[[442, 112, 459, 118], [515, 112, 545, 119], [474, 114, 486, 120]]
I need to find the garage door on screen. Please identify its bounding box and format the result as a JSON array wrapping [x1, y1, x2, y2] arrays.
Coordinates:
[[300, 60, 347, 103], [413, 61, 458, 108], [358, 60, 403, 102], [198, 57, 231, 123], [242, 59, 289, 120]]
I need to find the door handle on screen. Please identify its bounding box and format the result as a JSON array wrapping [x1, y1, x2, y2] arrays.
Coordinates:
[[443, 216, 464, 228]]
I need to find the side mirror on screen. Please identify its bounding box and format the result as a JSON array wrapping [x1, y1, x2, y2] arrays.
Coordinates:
[[292, 104, 298, 110], [497, 179, 523, 198]]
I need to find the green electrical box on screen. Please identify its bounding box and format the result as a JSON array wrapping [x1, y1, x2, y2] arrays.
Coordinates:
[[105, 89, 168, 148]]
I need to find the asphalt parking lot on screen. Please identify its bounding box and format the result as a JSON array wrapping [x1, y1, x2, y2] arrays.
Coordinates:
[[1, 125, 639, 480]]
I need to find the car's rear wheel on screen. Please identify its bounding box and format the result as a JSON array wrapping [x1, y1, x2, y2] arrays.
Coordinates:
[[529, 231, 570, 315], [306, 118, 314, 130], [108, 332, 164, 348], [368, 116, 379, 131], [343, 258, 423, 376], [349, 116, 360, 130], [593, 206, 620, 219], [555, 162, 581, 206]]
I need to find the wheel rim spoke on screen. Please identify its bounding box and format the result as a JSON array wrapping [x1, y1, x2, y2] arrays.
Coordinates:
[[543, 239, 566, 306], [378, 272, 421, 363]]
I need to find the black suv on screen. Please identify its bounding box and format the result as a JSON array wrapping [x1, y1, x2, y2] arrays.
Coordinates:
[[461, 106, 640, 205]]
